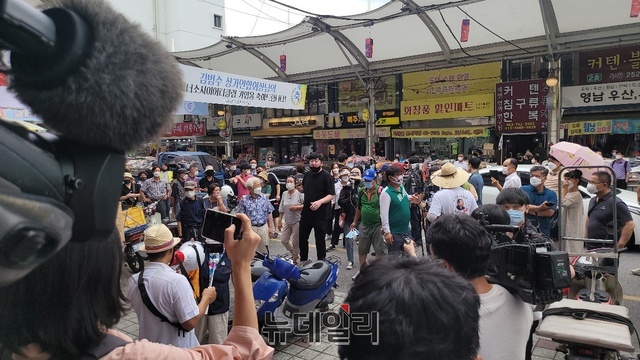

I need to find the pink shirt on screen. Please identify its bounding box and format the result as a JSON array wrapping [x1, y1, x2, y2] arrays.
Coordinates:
[[236, 174, 252, 199], [101, 326, 273, 360]]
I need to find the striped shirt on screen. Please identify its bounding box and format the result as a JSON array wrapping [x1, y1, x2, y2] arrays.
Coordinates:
[[141, 178, 170, 200]]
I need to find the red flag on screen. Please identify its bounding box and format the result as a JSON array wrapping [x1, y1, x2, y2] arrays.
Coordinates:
[[460, 19, 470, 42]]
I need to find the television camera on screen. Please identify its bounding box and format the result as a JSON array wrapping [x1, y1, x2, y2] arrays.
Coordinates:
[[477, 213, 572, 305]]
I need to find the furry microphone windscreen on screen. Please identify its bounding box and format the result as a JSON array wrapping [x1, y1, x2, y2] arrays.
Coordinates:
[[9, 0, 183, 152]]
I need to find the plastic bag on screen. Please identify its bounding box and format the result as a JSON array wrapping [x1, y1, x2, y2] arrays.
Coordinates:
[[346, 229, 359, 239]]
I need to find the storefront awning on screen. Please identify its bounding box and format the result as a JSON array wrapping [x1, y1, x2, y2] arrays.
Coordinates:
[[251, 126, 321, 138]]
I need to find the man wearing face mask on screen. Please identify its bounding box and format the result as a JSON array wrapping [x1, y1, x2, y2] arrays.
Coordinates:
[[521, 166, 557, 238], [491, 158, 521, 191], [453, 154, 468, 169], [403, 157, 426, 247], [198, 165, 216, 191], [176, 181, 206, 243], [140, 165, 172, 223], [299, 153, 336, 264], [545, 156, 563, 197], [611, 150, 631, 190], [171, 168, 189, 221], [234, 162, 253, 199], [586, 171, 635, 249], [380, 166, 421, 254], [328, 168, 351, 251], [249, 159, 258, 176], [223, 158, 240, 195], [235, 177, 275, 253]]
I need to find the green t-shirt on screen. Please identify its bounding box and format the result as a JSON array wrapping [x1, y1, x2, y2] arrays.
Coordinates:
[[358, 186, 382, 226]]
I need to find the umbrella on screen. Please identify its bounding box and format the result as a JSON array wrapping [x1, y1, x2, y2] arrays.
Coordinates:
[[549, 141, 606, 180]]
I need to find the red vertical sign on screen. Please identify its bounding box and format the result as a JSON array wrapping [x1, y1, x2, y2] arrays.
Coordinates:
[[460, 19, 470, 42], [632, 0, 640, 17], [495, 79, 550, 133]]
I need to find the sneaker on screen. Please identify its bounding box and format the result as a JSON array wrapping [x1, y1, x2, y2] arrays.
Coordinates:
[[327, 245, 336, 252], [351, 271, 360, 281], [346, 261, 353, 270], [299, 259, 312, 268], [632, 268, 640, 276]]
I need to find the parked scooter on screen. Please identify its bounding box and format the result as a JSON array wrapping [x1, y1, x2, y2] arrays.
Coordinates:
[[569, 248, 624, 305], [252, 252, 340, 341]]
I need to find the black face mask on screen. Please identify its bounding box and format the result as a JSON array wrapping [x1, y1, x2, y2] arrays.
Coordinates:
[[309, 165, 322, 173], [124, 179, 131, 184], [139, 177, 146, 181], [205, 171, 214, 176]]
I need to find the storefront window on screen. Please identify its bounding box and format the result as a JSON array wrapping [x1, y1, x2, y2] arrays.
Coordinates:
[[306, 85, 325, 115]]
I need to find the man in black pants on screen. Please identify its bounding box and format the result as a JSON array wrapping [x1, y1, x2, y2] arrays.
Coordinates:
[[299, 153, 335, 264], [403, 156, 424, 247]]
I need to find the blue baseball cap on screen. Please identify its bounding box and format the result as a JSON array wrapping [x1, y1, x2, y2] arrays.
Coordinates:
[[363, 168, 376, 181]]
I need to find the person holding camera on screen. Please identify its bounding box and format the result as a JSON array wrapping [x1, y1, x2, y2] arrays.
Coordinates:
[[428, 213, 533, 360], [0, 213, 273, 358], [521, 165, 557, 238], [403, 156, 425, 247]]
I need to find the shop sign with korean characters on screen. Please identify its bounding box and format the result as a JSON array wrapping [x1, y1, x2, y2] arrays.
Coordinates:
[[495, 79, 550, 133], [562, 81, 640, 108], [578, 45, 640, 85]]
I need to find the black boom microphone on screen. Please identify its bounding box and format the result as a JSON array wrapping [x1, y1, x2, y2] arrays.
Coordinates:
[[0, 0, 183, 287]]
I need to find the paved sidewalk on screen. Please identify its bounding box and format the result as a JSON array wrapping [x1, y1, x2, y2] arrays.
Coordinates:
[[114, 281, 598, 360]]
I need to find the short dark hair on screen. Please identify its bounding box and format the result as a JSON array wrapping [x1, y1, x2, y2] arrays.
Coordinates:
[[469, 157, 481, 170], [295, 163, 306, 174], [0, 230, 127, 358], [308, 152, 324, 161], [496, 188, 530, 206], [138, 170, 147, 177], [530, 165, 549, 177], [338, 257, 480, 360], [506, 157, 518, 169], [385, 166, 402, 178], [472, 204, 510, 225], [151, 165, 161, 172], [564, 169, 583, 180], [239, 162, 251, 170], [594, 171, 612, 186], [207, 183, 220, 195], [428, 214, 493, 279], [189, 163, 198, 169], [148, 247, 172, 262], [337, 153, 348, 163]]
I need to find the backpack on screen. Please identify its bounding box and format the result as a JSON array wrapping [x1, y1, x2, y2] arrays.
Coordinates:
[[79, 334, 130, 359]]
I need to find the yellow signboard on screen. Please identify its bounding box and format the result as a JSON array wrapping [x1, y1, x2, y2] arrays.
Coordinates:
[[338, 75, 397, 113], [403, 62, 501, 100], [375, 117, 400, 126], [567, 120, 612, 136], [391, 127, 489, 138], [314, 127, 391, 140], [401, 93, 494, 121]]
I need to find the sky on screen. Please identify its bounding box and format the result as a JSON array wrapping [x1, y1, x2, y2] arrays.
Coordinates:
[[224, 0, 389, 37]]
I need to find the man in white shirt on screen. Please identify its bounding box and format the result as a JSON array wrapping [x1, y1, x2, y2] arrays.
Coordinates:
[[126, 224, 217, 348], [427, 163, 478, 223], [428, 214, 533, 360], [453, 154, 468, 169], [491, 157, 521, 191]]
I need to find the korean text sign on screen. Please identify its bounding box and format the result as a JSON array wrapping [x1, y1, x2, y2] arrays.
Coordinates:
[[567, 121, 612, 136], [402, 62, 501, 100], [495, 79, 549, 133], [180, 64, 307, 110], [578, 45, 640, 85], [562, 81, 640, 108], [400, 93, 494, 121], [391, 127, 489, 138]]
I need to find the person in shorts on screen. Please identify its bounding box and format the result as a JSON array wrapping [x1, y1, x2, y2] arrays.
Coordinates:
[[350, 169, 386, 281]]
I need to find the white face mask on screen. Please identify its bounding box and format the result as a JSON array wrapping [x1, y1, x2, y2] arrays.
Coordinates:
[[286, 183, 295, 191], [458, 157, 464, 161], [251, 163, 257, 169], [502, 166, 508, 175], [153, 171, 161, 178], [616, 154, 623, 160], [185, 191, 195, 198], [253, 187, 262, 194], [332, 169, 339, 174], [529, 177, 542, 187], [341, 176, 349, 182], [230, 165, 236, 171], [567, 181, 574, 190], [548, 162, 557, 171], [586, 183, 598, 194]]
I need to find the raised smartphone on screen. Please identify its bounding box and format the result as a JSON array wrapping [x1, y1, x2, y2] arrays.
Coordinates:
[[201, 209, 242, 242]]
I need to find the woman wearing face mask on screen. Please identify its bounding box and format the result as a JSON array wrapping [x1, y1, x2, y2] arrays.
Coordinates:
[[338, 168, 362, 269], [328, 168, 351, 251], [330, 162, 341, 183], [278, 176, 304, 264], [120, 172, 140, 210], [561, 170, 585, 257], [234, 163, 253, 199]]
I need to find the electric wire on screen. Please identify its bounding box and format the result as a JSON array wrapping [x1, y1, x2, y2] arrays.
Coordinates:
[[241, 0, 283, 24], [437, 9, 486, 61]]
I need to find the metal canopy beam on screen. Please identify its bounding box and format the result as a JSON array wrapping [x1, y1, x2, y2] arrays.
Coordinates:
[[305, 17, 371, 75], [221, 36, 288, 81], [538, 0, 560, 55], [398, 0, 452, 63]]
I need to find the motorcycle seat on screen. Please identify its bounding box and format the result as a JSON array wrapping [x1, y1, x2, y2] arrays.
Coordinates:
[[290, 261, 332, 290]]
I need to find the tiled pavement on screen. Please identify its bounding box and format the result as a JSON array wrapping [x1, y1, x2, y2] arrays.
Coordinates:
[[113, 282, 603, 360]]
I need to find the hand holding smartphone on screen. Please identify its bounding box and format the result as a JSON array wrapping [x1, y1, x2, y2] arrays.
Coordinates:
[[202, 209, 243, 242]]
